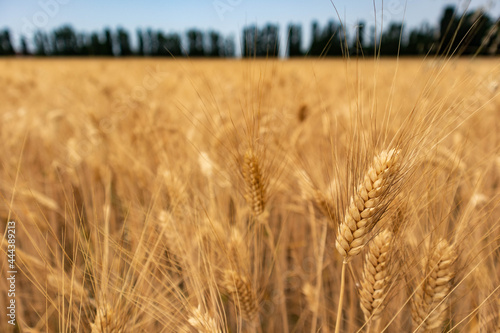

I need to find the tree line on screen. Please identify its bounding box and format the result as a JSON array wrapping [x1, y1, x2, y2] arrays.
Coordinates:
[[0, 6, 498, 57], [0, 27, 236, 57]]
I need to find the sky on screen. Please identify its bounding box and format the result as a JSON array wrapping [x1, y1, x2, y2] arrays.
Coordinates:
[[0, 0, 498, 54]]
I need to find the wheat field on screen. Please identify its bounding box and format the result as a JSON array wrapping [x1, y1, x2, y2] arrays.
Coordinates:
[[0, 57, 499, 332]]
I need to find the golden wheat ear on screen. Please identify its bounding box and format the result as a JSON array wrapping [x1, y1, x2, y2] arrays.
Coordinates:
[[90, 303, 122, 333], [221, 269, 259, 323], [336, 148, 401, 261], [359, 229, 394, 328], [296, 169, 336, 222], [411, 238, 457, 332], [242, 148, 267, 216], [187, 305, 222, 333]]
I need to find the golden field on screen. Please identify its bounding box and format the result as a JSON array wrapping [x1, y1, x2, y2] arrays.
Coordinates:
[[0, 58, 499, 332]]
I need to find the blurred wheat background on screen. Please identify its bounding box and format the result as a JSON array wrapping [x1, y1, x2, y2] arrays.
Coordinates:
[[0, 54, 498, 332]]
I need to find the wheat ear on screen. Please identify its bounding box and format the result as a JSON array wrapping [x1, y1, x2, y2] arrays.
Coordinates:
[[297, 169, 336, 221], [336, 148, 400, 261], [188, 305, 222, 333], [222, 269, 259, 323], [411, 239, 457, 332], [359, 229, 394, 330], [91, 303, 122, 333], [243, 148, 266, 216]]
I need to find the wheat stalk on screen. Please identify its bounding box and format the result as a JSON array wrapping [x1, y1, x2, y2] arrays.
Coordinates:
[[411, 238, 457, 332]]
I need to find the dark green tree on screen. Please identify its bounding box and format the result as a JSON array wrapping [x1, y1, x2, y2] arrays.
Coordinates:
[[309, 21, 321, 56], [352, 21, 365, 55], [117, 28, 132, 56], [208, 31, 221, 57], [407, 23, 436, 55], [145, 28, 158, 56], [77, 33, 90, 56], [379, 22, 403, 56], [439, 6, 457, 54], [259, 24, 279, 57], [20, 37, 30, 55], [34, 31, 47, 55], [322, 20, 343, 56], [89, 32, 102, 56], [187, 29, 205, 57], [223, 36, 235, 57], [53, 25, 78, 55], [137, 29, 144, 56], [463, 10, 494, 55], [103, 28, 114, 56], [242, 24, 279, 57], [164, 33, 183, 56], [155, 31, 168, 56], [287, 23, 302, 57], [0, 29, 16, 56], [242, 25, 257, 57]]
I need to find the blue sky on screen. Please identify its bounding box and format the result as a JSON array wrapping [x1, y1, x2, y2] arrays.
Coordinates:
[[1, 0, 498, 53]]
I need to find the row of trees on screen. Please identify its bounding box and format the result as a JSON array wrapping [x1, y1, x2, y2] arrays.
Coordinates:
[[288, 7, 498, 57], [0, 6, 498, 57], [0, 27, 236, 57]]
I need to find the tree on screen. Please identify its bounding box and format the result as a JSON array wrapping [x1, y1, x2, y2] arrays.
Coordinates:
[[117, 28, 132, 56], [77, 33, 90, 56], [308, 21, 322, 56], [379, 22, 403, 55], [89, 32, 102, 56], [145, 28, 158, 56], [155, 31, 168, 56], [407, 23, 436, 55], [103, 28, 114, 56], [287, 23, 302, 57], [53, 25, 78, 55], [0, 29, 15, 56], [242, 25, 257, 57], [34, 31, 48, 55], [187, 29, 205, 57], [463, 10, 494, 55], [208, 31, 221, 57], [164, 33, 183, 57], [259, 24, 279, 57], [20, 37, 30, 56], [242, 24, 279, 57], [485, 21, 500, 55], [352, 21, 365, 55], [137, 29, 144, 56], [439, 6, 457, 53], [223, 36, 235, 57], [322, 20, 343, 56]]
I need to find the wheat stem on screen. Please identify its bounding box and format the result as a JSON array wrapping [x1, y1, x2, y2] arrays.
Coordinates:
[[335, 261, 347, 333]]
